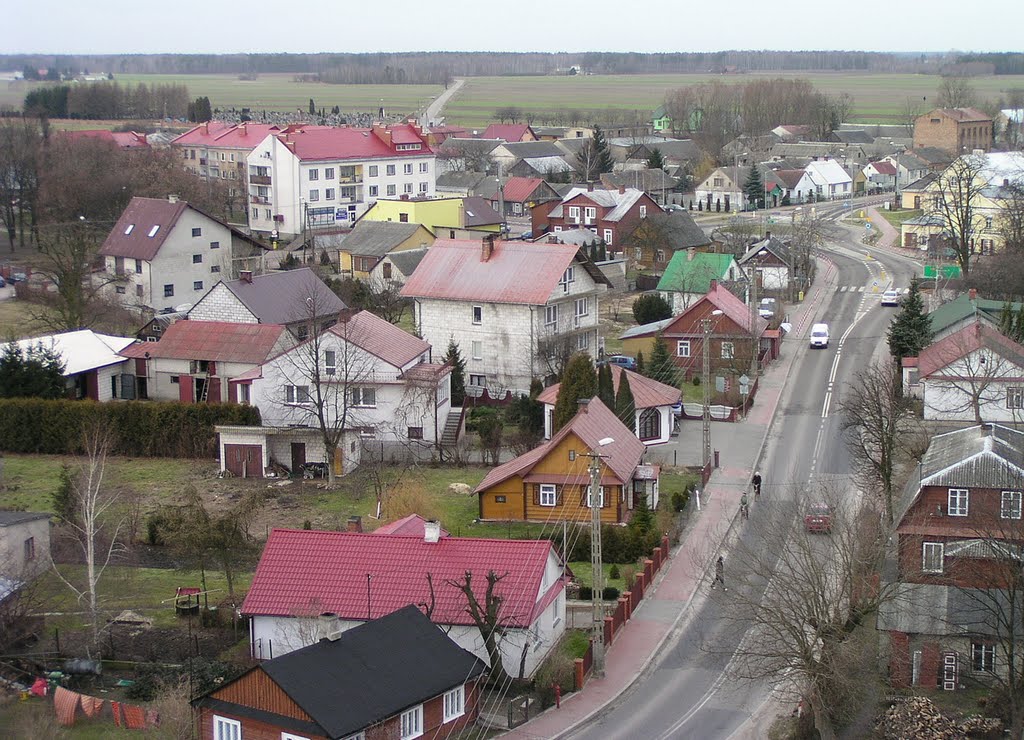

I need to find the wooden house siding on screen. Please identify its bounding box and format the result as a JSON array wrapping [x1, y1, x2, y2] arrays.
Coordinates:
[[198, 708, 327, 740], [480, 479, 527, 519], [207, 668, 313, 722]]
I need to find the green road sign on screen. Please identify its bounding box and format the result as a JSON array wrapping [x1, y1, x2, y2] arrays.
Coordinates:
[[923, 265, 962, 279]]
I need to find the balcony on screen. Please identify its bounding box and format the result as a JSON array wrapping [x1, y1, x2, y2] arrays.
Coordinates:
[[250, 175, 272, 185], [251, 195, 270, 205], [338, 176, 362, 184]]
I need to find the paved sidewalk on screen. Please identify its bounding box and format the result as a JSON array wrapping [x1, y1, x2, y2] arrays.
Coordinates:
[[864, 206, 899, 249], [501, 262, 839, 739]]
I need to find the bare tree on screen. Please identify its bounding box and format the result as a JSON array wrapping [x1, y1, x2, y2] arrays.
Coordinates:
[[0, 118, 42, 250], [929, 153, 989, 276], [51, 420, 126, 642], [708, 485, 896, 738], [839, 362, 915, 524], [449, 569, 513, 684], [362, 272, 410, 324], [899, 96, 927, 136], [997, 179, 1024, 254], [937, 75, 979, 109]]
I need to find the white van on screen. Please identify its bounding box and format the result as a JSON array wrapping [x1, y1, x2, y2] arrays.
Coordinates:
[[810, 323, 829, 349]]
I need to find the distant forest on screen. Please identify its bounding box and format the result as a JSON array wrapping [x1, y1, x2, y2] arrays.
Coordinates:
[[4, 51, 1024, 83]]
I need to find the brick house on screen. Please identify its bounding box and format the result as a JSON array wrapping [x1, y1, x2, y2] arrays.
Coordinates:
[[476, 397, 658, 524], [241, 525, 566, 679], [401, 238, 611, 394], [913, 108, 993, 157], [535, 186, 662, 250], [880, 424, 1024, 690], [194, 604, 486, 740]]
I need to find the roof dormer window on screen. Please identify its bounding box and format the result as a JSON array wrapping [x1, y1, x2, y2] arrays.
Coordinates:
[[147, 225, 160, 238], [124, 224, 135, 235]]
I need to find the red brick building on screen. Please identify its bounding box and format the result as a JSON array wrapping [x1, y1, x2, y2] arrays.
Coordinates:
[[880, 424, 1024, 691], [913, 107, 993, 156], [194, 605, 486, 739], [534, 186, 662, 249]]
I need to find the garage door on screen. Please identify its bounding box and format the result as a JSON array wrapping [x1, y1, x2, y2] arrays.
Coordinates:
[[224, 444, 263, 478]]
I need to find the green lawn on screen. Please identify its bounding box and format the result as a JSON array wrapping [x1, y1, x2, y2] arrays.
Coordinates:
[[567, 561, 627, 592], [0, 297, 45, 340], [878, 208, 923, 229]]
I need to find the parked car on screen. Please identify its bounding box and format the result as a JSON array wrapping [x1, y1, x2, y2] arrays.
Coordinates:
[[804, 503, 832, 533], [758, 297, 777, 319], [520, 230, 533, 240], [881, 289, 901, 306], [664, 203, 684, 212], [0, 275, 6, 288], [809, 323, 830, 349], [9, 272, 27, 283], [601, 354, 637, 371]]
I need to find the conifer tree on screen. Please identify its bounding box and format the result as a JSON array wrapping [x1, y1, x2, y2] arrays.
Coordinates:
[[552, 353, 597, 432], [615, 370, 635, 431], [597, 363, 615, 410], [887, 280, 933, 370], [443, 339, 467, 406]]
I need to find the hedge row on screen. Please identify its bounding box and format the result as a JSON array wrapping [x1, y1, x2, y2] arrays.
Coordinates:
[[0, 399, 261, 457]]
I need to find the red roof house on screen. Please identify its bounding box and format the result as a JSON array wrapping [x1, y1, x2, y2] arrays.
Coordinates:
[[64, 129, 150, 149], [481, 123, 537, 143], [242, 527, 567, 678], [479, 177, 560, 219], [538, 186, 662, 249]]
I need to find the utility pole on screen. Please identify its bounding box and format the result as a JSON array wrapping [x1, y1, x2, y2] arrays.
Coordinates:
[[702, 317, 712, 471], [585, 437, 614, 678], [749, 262, 759, 379]]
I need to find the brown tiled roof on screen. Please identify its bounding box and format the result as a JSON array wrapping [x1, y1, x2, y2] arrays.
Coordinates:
[[918, 320, 1024, 378], [100, 197, 190, 260], [932, 107, 991, 122], [121, 320, 286, 364]]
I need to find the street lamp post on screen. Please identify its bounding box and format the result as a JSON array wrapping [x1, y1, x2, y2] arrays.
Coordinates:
[[701, 310, 724, 470], [586, 437, 615, 678]]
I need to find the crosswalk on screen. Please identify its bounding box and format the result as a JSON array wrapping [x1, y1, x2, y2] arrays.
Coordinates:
[[838, 286, 868, 292]]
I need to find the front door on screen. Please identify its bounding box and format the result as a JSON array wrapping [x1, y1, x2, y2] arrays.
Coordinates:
[[291, 442, 306, 474]]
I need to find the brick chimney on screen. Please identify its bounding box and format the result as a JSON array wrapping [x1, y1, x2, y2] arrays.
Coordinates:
[[709, 279, 718, 291], [481, 234, 495, 262], [619, 185, 626, 194], [202, 121, 209, 135], [424, 520, 441, 544], [587, 182, 594, 192], [765, 230, 771, 240], [347, 515, 363, 533], [577, 398, 590, 413], [240, 270, 253, 283], [969, 288, 977, 302]]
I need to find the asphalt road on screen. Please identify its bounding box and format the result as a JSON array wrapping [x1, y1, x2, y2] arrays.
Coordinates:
[[566, 217, 922, 739]]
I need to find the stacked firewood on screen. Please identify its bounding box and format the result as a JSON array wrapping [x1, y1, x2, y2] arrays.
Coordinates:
[[876, 697, 1003, 740]]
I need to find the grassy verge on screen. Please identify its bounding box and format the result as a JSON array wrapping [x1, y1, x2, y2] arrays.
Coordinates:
[[878, 208, 922, 229], [567, 561, 627, 592], [0, 297, 44, 339]]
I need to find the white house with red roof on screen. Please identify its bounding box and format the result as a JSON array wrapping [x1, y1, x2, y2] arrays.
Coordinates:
[[241, 525, 566, 679], [537, 366, 680, 445], [246, 123, 436, 238], [863, 160, 898, 192], [170, 121, 281, 182], [99, 196, 266, 313], [243, 310, 454, 449], [538, 186, 661, 250], [119, 320, 292, 403], [401, 239, 612, 395], [905, 319, 1024, 422]]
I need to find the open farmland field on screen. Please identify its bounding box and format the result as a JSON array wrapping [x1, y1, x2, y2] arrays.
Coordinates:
[[443, 72, 1024, 129], [0, 73, 442, 116]]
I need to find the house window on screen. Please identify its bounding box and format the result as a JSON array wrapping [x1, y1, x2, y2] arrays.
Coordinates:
[[400, 704, 423, 739], [348, 387, 375, 408], [1008, 387, 1024, 409], [539, 484, 557, 507], [193, 254, 203, 264], [308, 169, 319, 181], [387, 164, 396, 176], [443, 685, 465, 722], [387, 184, 397, 196], [584, 206, 596, 222], [472, 306, 483, 324], [568, 206, 580, 223], [586, 486, 605, 508], [116, 286, 126, 294], [369, 185, 379, 197], [170, 376, 179, 384], [559, 266, 575, 291], [309, 189, 319, 202], [948, 488, 969, 517], [972, 643, 996, 673], [369, 165, 379, 177], [419, 181, 429, 193], [193, 281, 204, 291], [576, 333, 590, 350], [495, 495, 506, 503], [163, 284, 174, 297], [24, 537, 35, 561], [922, 542, 944, 573], [211, 265, 221, 273], [471, 341, 482, 360], [324, 350, 336, 376], [634, 247, 643, 261], [192, 227, 202, 237], [469, 374, 485, 387], [213, 716, 241, 740], [135, 259, 143, 273], [721, 341, 735, 359], [325, 167, 335, 179], [285, 385, 310, 404], [713, 177, 724, 187], [639, 205, 647, 218], [574, 297, 589, 319], [209, 241, 220, 250], [569, 450, 576, 461], [283, 734, 312, 740], [408, 426, 424, 440], [986, 216, 993, 229], [325, 188, 336, 200], [677, 340, 690, 357], [603, 229, 613, 245], [655, 249, 666, 263], [1002, 491, 1023, 519], [638, 408, 660, 440], [545, 304, 558, 327], [238, 384, 251, 404], [404, 163, 413, 175]]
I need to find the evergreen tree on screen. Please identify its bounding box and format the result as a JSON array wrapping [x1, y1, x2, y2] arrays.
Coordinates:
[[646, 147, 665, 171], [0, 342, 66, 399], [552, 353, 597, 432], [743, 166, 764, 210], [999, 301, 1016, 337], [443, 339, 467, 406], [615, 370, 635, 431], [309, 98, 316, 116], [635, 351, 645, 375], [648, 335, 675, 385], [633, 293, 672, 325], [188, 96, 212, 123], [597, 363, 615, 410], [629, 487, 654, 535], [887, 280, 934, 368], [1015, 305, 1024, 342], [577, 125, 614, 181]]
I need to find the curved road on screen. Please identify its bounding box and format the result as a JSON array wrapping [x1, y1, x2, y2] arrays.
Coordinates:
[[566, 215, 921, 739]]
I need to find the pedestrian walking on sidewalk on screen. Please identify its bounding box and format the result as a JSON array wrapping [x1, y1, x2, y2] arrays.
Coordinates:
[[752, 471, 762, 499], [711, 556, 726, 591], [740, 493, 749, 520]]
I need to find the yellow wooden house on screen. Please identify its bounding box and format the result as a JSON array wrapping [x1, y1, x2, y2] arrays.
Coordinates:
[[334, 220, 434, 279], [475, 397, 657, 524], [359, 196, 502, 240]]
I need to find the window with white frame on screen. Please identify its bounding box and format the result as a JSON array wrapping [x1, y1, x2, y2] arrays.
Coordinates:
[[368, 165, 379, 177], [677, 340, 691, 357], [539, 484, 557, 506], [1008, 387, 1024, 409], [350, 387, 376, 407], [472, 305, 483, 324], [324, 167, 335, 180], [639, 205, 647, 217], [324, 350, 337, 376], [213, 716, 241, 740], [469, 374, 485, 387], [948, 488, 969, 516], [545, 304, 558, 326], [404, 163, 413, 175], [285, 385, 310, 404], [586, 486, 605, 508], [972, 642, 995, 673], [922, 542, 944, 573], [721, 341, 735, 359], [341, 734, 365, 740], [419, 182, 429, 193], [603, 229, 613, 245], [574, 297, 589, 318], [308, 169, 319, 181], [404, 182, 413, 194], [568, 206, 580, 223], [369, 185, 379, 197], [559, 266, 575, 290], [576, 332, 590, 350], [309, 189, 320, 202], [443, 685, 466, 722], [387, 164, 396, 176], [1002, 490, 1023, 519], [419, 162, 429, 173], [400, 704, 423, 739], [325, 188, 336, 200], [471, 341, 482, 360], [282, 733, 312, 740], [387, 184, 397, 196], [584, 206, 596, 223]]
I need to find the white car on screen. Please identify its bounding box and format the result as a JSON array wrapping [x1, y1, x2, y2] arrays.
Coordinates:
[[810, 323, 830, 349], [758, 298, 777, 319], [881, 289, 901, 306]]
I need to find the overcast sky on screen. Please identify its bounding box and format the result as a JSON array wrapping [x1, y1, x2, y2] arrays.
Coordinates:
[[7, 0, 1024, 55]]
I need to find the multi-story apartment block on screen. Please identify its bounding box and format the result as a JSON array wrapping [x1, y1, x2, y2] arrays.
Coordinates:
[[171, 122, 284, 201], [246, 123, 436, 239]]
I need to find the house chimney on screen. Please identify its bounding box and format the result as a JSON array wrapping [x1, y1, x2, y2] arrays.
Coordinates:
[[619, 185, 626, 195], [240, 270, 253, 283], [239, 122, 247, 135], [587, 182, 594, 192], [709, 279, 718, 291], [168, 194, 179, 204], [481, 234, 495, 262], [424, 520, 441, 544], [765, 230, 771, 240], [577, 398, 590, 413], [347, 515, 363, 533], [687, 248, 695, 261], [969, 288, 977, 302], [203, 121, 209, 135], [319, 612, 340, 641]]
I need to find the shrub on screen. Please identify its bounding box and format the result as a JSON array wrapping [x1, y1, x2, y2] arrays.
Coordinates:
[[578, 585, 592, 600], [609, 564, 620, 580], [671, 490, 689, 512], [632, 294, 672, 325], [602, 586, 620, 600], [534, 650, 576, 708]]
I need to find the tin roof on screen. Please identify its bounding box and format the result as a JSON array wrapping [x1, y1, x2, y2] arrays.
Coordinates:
[[120, 321, 286, 364], [214, 268, 346, 325], [1, 330, 134, 376]]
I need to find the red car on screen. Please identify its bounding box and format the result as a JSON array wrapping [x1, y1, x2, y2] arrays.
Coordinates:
[[804, 503, 832, 534]]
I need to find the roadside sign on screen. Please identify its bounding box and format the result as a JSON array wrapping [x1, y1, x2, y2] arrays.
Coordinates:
[[866, 223, 872, 230]]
